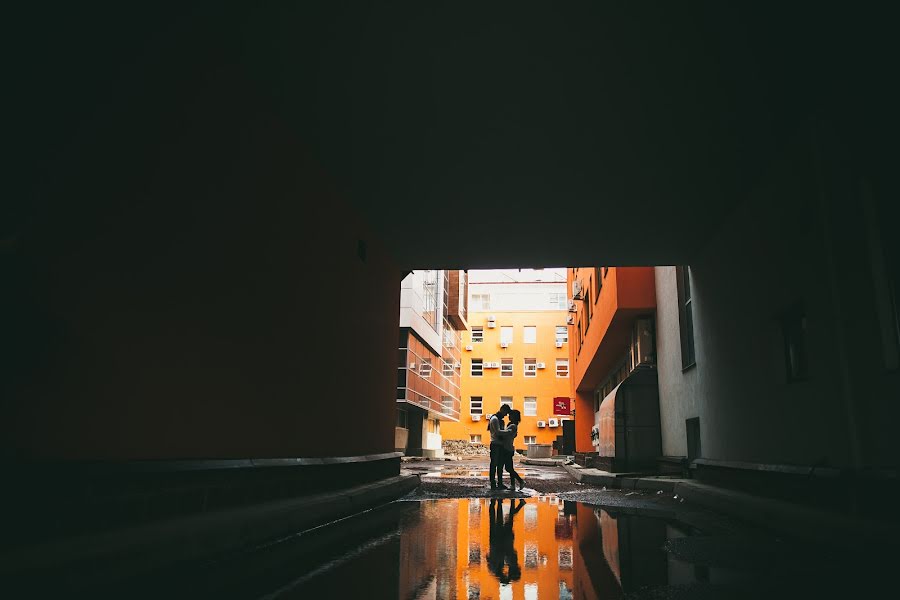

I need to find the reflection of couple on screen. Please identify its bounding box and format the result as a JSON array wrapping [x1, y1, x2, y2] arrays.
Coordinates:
[[487, 405, 526, 491], [487, 499, 525, 584]]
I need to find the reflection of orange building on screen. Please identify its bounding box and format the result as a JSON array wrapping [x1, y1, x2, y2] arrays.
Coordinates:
[[454, 497, 575, 599]]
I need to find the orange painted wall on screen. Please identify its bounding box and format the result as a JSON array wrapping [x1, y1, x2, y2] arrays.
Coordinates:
[[442, 311, 573, 449], [567, 267, 656, 452]]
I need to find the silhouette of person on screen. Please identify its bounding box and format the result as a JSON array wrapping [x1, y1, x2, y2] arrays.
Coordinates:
[[502, 409, 526, 491], [487, 404, 513, 489], [486, 498, 525, 584]]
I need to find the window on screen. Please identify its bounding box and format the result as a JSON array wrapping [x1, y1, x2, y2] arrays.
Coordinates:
[[523, 326, 537, 344], [676, 266, 696, 369], [443, 328, 456, 348], [470, 396, 483, 415], [471, 359, 483, 377], [585, 280, 592, 328], [442, 360, 453, 377], [471, 293, 491, 311], [524, 397, 537, 416], [471, 326, 484, 343], [556, 358, 569, 378], [441, 396, 454, 414], [419, 358, 432, 378], [501, 358, 513, 377], [556, 325, 568, 343], [500, 396, 513, 409], [549, 292, 567, 309], [470, 434, 482, 444], [500, 326, 513, 345], [524, 435, 537, 445], [524, 358, 537, 377]]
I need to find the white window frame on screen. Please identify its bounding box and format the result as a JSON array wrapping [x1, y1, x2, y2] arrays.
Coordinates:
[[470, 396, 483, 415], [419, 358, 432, 378], [556, 325, 568, 343], [471, 359, 483, 377], [500, 396, 513, 409], [524, 326, 537, 344], [500, 358, 513, 377], [523, 435, 537, 445], [500, 326, 513, 345], [471, 293, 491, 311], [556, 358, 569, 378], [524, 397, 537, 416], [524, 358, 537, 378]]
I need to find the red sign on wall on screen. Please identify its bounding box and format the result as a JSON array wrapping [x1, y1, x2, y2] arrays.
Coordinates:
[[553, 397, 571, 415]]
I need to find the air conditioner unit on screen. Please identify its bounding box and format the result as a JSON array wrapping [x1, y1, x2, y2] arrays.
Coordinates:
[[537, 420, 546, 428], [568, 300, 577, 313], [500, 341, 509, 348], [555, 341, 564, 348], [465, 345, 473, 351], [548, 418, 559, 427], [471, 414, 482, 422], [536, 362, 546, 369], [572, 279, 585, 300], [566, 315, 575, 325]]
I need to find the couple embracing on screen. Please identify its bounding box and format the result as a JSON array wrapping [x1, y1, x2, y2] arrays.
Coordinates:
[[487, 404, 526, 491]]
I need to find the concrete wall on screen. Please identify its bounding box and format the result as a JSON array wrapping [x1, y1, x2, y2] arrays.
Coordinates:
[[655, 126, 899, 469], [1, 57, 401, 460], [399, 270, 443, 356]]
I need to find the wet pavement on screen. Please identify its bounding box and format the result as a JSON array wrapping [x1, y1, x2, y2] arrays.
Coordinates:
[[43, 460, 895, 598]]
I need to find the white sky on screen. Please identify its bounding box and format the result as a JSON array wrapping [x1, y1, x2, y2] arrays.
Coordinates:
[[467, 268, 567, 283]]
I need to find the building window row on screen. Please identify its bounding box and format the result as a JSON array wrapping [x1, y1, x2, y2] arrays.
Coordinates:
[[470, 358, 569, 378], [469, 396, 540, 417], [469, 324, 567, 345]]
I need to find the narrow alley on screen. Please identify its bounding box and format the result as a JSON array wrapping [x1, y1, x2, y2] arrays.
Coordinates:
[[4, 3, 898, 599]]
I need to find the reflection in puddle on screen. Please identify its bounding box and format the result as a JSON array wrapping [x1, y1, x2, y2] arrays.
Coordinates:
[[271, 496, 702, 599]]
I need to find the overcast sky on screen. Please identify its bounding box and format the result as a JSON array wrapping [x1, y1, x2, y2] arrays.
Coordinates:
[[467, 268, 566, 283]]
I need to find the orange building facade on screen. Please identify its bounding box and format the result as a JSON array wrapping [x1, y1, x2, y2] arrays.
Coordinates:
[[567, 267, 658, 467], [442, 274, 574, 450]]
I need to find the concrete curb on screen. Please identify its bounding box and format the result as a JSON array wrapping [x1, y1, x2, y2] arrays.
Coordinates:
[[522, 458, 568, 467], [1, 474, 421, 584], [562, 464, 899, 544]]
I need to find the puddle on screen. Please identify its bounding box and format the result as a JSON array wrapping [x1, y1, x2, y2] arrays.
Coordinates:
[[258, 496, 702, 599], [101, 496, 886, 599]]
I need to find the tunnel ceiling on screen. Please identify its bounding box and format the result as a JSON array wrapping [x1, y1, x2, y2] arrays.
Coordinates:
[[12, 3, 889, 270]]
